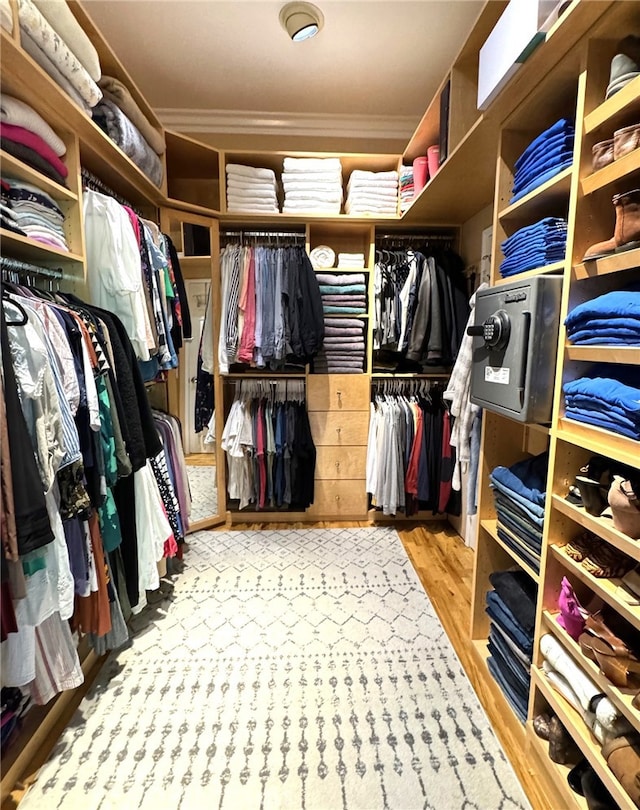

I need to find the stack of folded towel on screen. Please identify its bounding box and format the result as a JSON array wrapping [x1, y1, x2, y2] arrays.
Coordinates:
[[337, 252, 365, 270], [2, 178, 68, 251], [309, 245, 336, 269], [16, 0, 103, 114], [500, 217, 567, 277], [345, 170, 399, 216], [226, 163, 279, 214], [0, 95, 68, 186], [316, 272, 367, 315], [282, 157, 342, 215], [563, 366, 640, 440], [490, 452, 548, 575], [94, 75, 165, 187], [511, 117, 575, 204], [486, 569, 537, 724], [565, 290, 640, 345], [314, 317, 366, 374], [399, 165, 414, 212]]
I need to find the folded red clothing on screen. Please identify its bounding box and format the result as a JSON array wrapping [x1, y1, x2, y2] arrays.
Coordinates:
[[0, 123, 68, 178]]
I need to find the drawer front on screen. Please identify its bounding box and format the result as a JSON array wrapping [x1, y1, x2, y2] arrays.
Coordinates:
[[307, 375, 370, 412], [307, 479, 368, 517], [309, 410, 369, 446], [315, 445, 367, 480]]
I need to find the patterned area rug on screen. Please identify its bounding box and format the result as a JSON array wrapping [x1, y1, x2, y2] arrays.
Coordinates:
[[186, 464, 218, 523], [21, 528, 531, 810]]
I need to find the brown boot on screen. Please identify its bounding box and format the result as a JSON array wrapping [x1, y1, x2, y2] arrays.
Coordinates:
[[583, 188, 640, 261]]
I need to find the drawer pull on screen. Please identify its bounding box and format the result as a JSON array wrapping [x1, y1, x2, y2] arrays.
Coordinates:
[[337, 390, 342, 402], [335, 461, 340, 470], [336, 427, 342, 435], [335, 494, 340, 502]]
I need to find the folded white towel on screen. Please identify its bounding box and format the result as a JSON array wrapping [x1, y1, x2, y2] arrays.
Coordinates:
[[227, 195, 279, 209], [0, 94, 66, 156], [282, 202, 341, 214], [32, 0, 101, 82], [227, 186, 278, 201], [347, 179, 399, 193], [282, 179, 342, 193], [227, 202, 279, 213], [283, 157, 342, 173], [282, 172, 342, 185], [346, 204, 397, 215], [347, 190, 398, 202], [349, 169, 398, 182], [226, 163, 276, 182], [309, 245, 336, 269], [284, 190, 342, 204]]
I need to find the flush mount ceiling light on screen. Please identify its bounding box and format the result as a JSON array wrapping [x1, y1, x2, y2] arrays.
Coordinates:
[[279, 2, 324, 42]]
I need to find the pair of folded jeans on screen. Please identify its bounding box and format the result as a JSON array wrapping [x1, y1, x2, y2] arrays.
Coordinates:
[[495, 510, 543, 552], [487, 656, 528, 723], [491, 453, 548, 505], [496, 526, 542, 573], [488, 570, 537, 631], [490, 480, 546, 524], [488, 633, 531, 692], [486, 589, 534, 651], [493, 490, 545, 529], [491, 620, 532, 669]]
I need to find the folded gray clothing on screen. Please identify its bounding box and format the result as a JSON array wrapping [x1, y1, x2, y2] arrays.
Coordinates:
[[324, 317, 365, 329], [315, 273, 366, 285], [322, 343, 365, 352], [323, 326, 364, 337], [321, 297, 367, 305], [92, 99, 163, 186], [315, 363, 364, 371], [314, 368, 363, 375], [323, 352, 365, 359], [323, 335, 365, 343]]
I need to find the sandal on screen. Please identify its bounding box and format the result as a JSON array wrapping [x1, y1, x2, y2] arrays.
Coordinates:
[[585, 611, 629, 656], [579, 631, 640, 688]]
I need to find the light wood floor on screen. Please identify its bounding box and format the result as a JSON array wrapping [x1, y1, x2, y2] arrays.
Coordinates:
[[3, 520, 554, 810]]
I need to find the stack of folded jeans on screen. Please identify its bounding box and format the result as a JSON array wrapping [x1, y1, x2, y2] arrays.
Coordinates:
[[510, 117, 575, 204], [563, 366, 640, 439], [490, 452, 548, 574], [486, 569, 537, 723], [565, 289, 640, 345], [500, 217, 567, 277]]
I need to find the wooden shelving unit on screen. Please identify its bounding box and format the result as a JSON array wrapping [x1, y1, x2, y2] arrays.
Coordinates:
[[581, 148, 640, 195], [0, 150, 78, 202], [564, 345, 640, 364]]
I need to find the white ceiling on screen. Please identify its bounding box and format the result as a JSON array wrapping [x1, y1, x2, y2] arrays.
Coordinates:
[[85, 0, 485, 144]]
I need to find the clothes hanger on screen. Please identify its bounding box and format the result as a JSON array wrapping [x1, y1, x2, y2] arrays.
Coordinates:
[[2, 293, 28, 326]]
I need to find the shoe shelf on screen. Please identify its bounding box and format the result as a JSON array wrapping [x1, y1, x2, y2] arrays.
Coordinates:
[[573, 246, 640, 280], [564, 345, 640, 364], [541, 610, 640, 730], [527, 727, 589, 810], [556, 418, 640, 470], [532, 666, 638, 810], [549, 543, 640, 632], [497, 167, 573, 223], [581, 148, 640, 196], [0, 229, 84, 267], [0, 150, 78, 203], [584, 75, 640, 135], [552, 494, 640, 563], [493, 261, 566, 286], [480, 518, 540, 584]]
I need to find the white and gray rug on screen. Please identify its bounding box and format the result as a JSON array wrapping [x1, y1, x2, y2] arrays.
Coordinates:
[[186, 464, 218, 523], [22, 528, 531, 810]]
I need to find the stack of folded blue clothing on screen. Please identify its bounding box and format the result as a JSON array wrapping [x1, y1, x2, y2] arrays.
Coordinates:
[[565, 289, 640, 345], [486, 569, 537, 723], [563, 365, 640, 439], [511, 117, 575, 204], [499, 217, 567, 278], [490, 452, 548, 574]]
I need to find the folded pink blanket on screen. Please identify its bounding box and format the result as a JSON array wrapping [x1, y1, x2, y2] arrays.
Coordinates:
[[0, 122, 68, 177], [315, 273, 366, 285]]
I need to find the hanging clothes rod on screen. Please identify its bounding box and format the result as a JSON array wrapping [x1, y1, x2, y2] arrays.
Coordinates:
[[0, 257, 63, 279], [81, 167, 144, 216], [221, 230, 305, 239], [375, 232, 455, 242]]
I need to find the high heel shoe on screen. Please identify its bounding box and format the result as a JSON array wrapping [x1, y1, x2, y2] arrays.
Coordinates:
[[579, 631, 640, 688]]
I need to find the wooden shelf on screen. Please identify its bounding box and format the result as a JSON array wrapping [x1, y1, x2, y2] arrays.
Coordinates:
[[532, 667, 637, 810], [581, 149, 640, 196], [541, 610, 640, 730], [221, 373, 307, 379], [163, 197, 220, 217], [0, 151, 77, 202], [565, 345, 640, 364], [498, 167, 573, 222], [548, 543, 640, 632], [556, 417, 640, 470], [494, 261, 565, 285], [220, 212, 400, 225], [480, 519, 540, 584], [573, 247, 640, 280], [585, 75, 640, 135], [552, 494, 640, 564], [371, 372, 452, 378], [0, 229, 84, 265], [527, 725, 587, 810], [401, 115, 498, 224]]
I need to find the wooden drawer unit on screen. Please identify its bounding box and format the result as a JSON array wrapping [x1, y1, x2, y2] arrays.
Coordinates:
[[307, 479, 368, 518], [315, 445, 367, 480], [307, 374, 370, 412], [309, 410, 369, 446]]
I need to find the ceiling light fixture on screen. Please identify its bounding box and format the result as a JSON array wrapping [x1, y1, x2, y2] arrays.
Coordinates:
[[279, 2, 324, 42]]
